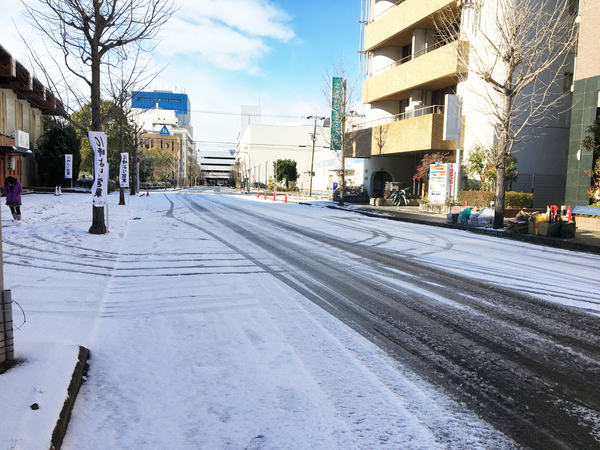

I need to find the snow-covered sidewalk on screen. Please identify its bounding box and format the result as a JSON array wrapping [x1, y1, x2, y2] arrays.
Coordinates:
[[1, 192, 516, 449]]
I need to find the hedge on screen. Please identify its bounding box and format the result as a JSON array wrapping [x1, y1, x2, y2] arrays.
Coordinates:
[[457, 191, 533, 208], [505, 191, 534, 208]]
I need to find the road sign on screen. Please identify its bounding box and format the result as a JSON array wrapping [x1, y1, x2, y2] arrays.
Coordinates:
[[159, 125, 170, 136]]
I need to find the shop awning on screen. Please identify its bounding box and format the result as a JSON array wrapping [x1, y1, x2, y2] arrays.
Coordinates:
[[0, 145, 33, 156]]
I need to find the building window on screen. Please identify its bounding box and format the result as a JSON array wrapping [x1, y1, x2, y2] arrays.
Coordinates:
[[569, 0, 579, 15], [431, 85, 457, 106], [564, 72, 574, 93]]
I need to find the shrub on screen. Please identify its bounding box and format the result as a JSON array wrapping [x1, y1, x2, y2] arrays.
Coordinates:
[[457, 190, 495, 207], [505, 191, 533, 208]]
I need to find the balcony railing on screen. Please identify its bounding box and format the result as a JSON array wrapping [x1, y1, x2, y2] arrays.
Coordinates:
[[351, 104, 445, 131], [369, 42, 447, 78], [370, 0, 407, 23]]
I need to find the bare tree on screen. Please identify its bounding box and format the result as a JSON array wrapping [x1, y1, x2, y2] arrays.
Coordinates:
[[21, 0, 176, 233], [435, 0, 577, 228], [322, 56, 360, 207]]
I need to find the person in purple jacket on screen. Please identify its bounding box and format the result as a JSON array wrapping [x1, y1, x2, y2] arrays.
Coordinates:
[[4, 176, 23, 220]]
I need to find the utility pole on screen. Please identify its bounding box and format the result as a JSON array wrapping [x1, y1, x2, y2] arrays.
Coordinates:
[[308, 115, 325, 197]]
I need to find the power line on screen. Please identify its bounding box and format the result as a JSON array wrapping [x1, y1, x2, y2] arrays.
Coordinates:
[[189, 109, 312, 119]]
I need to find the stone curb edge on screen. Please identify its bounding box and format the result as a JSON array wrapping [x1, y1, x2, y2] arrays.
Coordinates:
[[50, 346, 90, 450], [330, 206, 600, 255]]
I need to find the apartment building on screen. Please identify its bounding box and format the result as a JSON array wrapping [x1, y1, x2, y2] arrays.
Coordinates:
[[355, 0, 574, 206], [0, 44, 62, 188], [565, 0, 600, 206]]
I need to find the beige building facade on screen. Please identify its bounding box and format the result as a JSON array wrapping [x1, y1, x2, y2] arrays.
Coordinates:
[[0, 44, 61, 188]]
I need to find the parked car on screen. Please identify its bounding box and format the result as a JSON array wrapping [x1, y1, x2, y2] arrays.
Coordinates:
[[76, 178, 117, 193], [251, 182, 266, 189]]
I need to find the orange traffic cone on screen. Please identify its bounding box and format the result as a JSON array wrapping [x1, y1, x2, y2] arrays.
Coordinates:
[[566, 206, 572, 221], [463, 200, 468, 207], [146, 188, 149, 196], [257, 190, 260, 198], [284, 193, 288, 203], [273, 192, 276, 201], [264, 190, 267, 200]]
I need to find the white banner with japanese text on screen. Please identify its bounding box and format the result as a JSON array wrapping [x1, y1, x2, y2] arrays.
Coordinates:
[[89, 131, 108, 207], [65, 154, 73, 179], [120, 153, 129, 188]]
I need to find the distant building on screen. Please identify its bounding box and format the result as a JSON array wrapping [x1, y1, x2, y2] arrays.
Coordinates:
[[131, 107, 194, 185], [237, 123, 335, 192], [238, 105, 262, 144], [0, 44, 62, 188], [199, 150, 236, 186], [132, 90, 192, 129]]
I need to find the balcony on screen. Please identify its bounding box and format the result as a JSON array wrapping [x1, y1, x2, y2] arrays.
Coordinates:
[[364, 0, 456, 51], [362, 41, 468, 104], [348, 106, 461, 157]]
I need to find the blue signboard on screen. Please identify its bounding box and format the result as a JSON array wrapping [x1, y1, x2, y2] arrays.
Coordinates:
[[159, 125, 170, 136]]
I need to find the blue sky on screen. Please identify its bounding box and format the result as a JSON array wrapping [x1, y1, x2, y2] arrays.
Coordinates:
[[151, 0, 366, 149], [4, 0, 366, 151]]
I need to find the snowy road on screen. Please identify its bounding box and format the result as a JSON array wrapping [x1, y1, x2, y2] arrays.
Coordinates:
[[175, 190, 600, 449], [3, 189, 600, 449]]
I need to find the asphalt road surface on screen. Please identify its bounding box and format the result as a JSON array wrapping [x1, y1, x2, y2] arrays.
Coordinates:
[[177, 190, 600, 450]]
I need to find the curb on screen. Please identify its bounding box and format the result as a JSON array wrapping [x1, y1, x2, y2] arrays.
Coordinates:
[[50, 346, 90, 450], [332, 206, 600, 255]]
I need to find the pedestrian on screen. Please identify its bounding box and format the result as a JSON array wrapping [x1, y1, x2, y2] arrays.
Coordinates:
[[4, 176, 23, 220]]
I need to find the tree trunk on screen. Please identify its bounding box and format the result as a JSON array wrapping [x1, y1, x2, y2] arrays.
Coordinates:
[[89, 206, 107, 234], [493, 93, 513, 229], [339, 154, 345, 207], [89, 39, 106, 234], [119, 187, 125, 205], [494, 157, 507, 229]]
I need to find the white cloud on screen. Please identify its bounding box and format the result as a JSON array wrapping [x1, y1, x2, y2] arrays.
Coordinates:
[[157, 17, 270, 72], [180, 0, 294, 41], [155, 0, 295, 72]]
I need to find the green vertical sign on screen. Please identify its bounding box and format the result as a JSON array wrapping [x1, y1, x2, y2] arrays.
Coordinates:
[[330, 77, 345, 150]]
